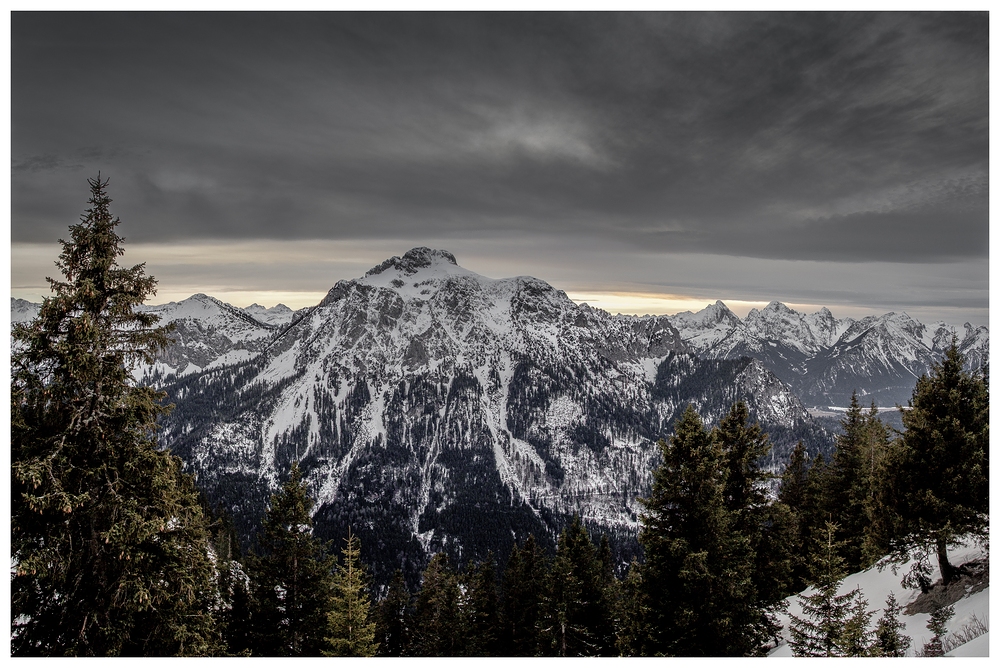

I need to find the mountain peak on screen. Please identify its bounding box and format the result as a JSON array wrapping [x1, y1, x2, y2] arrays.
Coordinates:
[[365, 247, 459, 278], [763, 300, 792, 313]]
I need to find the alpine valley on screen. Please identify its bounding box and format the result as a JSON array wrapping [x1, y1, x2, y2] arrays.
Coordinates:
[[9, 247, 989, 586]]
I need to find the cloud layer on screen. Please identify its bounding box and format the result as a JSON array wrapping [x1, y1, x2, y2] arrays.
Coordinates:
[[10, 12, 988, 322]]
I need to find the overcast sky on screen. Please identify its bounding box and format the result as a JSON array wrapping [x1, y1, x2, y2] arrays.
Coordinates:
[[9, 12, 989, 325]]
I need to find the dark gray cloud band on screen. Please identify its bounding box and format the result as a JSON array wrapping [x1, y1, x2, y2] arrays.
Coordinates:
[[12, 12, 988, 268]]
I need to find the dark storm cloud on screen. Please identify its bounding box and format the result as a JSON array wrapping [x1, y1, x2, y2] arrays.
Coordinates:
[[11, 12, 987, 264]]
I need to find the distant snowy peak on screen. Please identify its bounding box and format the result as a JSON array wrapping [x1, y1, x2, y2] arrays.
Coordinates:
[[304, 247, 684, 374], [138, 293, 276, 341], [132, 294, 282, 382], [672, 300, 741, 329], [665, 300, 988, 405], [668, 300, 742, 351], [243, 303, 296, 326], [10, 298, 40, 324], [743, 301, 851, 355]]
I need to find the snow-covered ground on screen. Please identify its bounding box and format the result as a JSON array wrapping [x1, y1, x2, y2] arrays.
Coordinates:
[[770, 537, 989, 657]]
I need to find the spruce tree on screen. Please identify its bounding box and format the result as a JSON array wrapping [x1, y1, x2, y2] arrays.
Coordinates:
[[11, 176, 220, 656], [797, 452, 834, 585], [501, 534, 548, 656], [829, 392, 872, 570], [715, 402, 790, 614], [408, 553, 463, 656], [838, 589, 875, 657], [788, 522, 855, 657], [616, 561, 646, 656], [787, 520, 882, 657], [859, 402, 895, 564], [888, 342, 988, 585], [325, 529, 378, 656], [538, 516, 616, 656], [921, 604, 954, 657], [637, 405, 772, 656], [778, 440, 809, 511], [873, 592, 911, 657], [375, 570, 411, 656], [462, 555, 502, 656], [246, 463, 336, 656], [776, 440, 810, 591]]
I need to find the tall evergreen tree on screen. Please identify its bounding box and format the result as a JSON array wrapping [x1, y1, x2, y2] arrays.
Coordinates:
[[11, 176, 220, 656], [776, 440, 811, 591], [637, 405, 772, 656], [408, 553, 463, 656], [829, 392, 873, 570], [716, 401, 771, 522], [462, 555, 502, 656], [838, 590, 875, 657], [538, 516, 616, 656], [859, 402, 895, 564], [246, 463, 336, 656], [888, 342, 988, 585], [778, 440, 809, 511], [375, 570, 411, 656], [797, 452, 835, 585], [788, 522, 865, 657], [616, 561, 646, 656], [501, 534, 548, 656], [325, 530, 378, 656], [715, 401, 791, 612]]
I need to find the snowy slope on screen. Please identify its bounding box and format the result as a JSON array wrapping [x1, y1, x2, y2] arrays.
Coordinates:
[[10, 298, 40, 324], [133, 293, 280, 382], [770, 537, 989, 657]]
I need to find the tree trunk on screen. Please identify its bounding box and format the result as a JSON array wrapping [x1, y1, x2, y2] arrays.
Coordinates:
[[936, 537, 955, 585]]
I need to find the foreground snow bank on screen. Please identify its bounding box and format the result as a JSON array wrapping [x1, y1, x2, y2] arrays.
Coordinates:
[[769, 537, 989, 657]]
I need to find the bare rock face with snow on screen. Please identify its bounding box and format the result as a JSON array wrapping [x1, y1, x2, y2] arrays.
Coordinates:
[[131, 294, 287, 382], [10, 297, 41, 324], [668, 301, 988, 407]]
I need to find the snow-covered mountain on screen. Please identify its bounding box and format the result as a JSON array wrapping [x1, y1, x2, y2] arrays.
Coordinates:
[[243, 302, 298, 327], [11, 250, 986, 581], [669, 301, 988, 407], [149, 248, 817, 581], [131, 294, 287, 381], [10, 297, 40, 324], [10, 294, 306, 382]]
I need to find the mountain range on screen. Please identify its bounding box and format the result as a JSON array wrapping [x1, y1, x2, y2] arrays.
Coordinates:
[[9, 247, 988, 584]]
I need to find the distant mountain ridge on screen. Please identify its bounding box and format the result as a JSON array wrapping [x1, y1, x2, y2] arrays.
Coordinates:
[[668, 300, 988, 406]]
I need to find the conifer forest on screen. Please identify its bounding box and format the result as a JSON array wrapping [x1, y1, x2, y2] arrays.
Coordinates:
[[10, 179, 989, 657]]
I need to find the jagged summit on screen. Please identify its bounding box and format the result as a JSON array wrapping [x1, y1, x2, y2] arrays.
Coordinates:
[[762, 300, 793, 313], [364, 247, 459, 278]]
